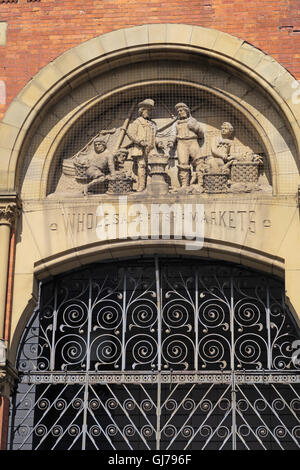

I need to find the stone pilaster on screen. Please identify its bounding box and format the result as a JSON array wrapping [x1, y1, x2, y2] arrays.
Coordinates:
[[0, 193, 21, 341]]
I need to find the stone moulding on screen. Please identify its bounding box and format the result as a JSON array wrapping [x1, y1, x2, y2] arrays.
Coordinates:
[[0, 24, 300, 192]]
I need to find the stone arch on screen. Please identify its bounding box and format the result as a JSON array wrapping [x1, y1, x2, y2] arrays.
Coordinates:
[[4, 25, 300, 363]]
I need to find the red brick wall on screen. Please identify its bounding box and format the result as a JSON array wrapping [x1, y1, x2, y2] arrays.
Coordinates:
[[0, 0, 300, 121]]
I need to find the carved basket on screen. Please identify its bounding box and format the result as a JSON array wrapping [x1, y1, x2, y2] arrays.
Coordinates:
[[203, 173, 228, 193], [73, 162, 88, 178], [62, 159, 76, 177], [107, 177, 134, 194], [231, 162, 259, 183]]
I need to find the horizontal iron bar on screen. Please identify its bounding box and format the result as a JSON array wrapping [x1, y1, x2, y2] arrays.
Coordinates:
[[19, 371, 300, 385]]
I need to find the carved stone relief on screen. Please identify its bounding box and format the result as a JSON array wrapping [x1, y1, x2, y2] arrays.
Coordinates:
[[53, 97, 271, 197]]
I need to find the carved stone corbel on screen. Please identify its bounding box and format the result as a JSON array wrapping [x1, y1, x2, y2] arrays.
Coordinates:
[[0, 340, 18, 398], [0, 193, 21, 229]]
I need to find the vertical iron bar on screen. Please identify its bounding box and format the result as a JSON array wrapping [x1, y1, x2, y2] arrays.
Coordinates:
[[82, 273, 93, 450], [81, 377, 89, 450], [266, 284, 272, 370], [154, 256, 161, 450], [230, 276, 235, 371], [195, 269, 199, 371], [50, 282, 58, 371], [86, 271, 93, 371], [230, 276, 236, 450], [231, 372, 237, 450], [155, 256, 162, 371], [121, 270, 127, 371]]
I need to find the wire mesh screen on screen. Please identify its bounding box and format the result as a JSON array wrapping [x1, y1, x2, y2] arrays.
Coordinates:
[[48, 84, 270, 197], [16, 58, 284, 200]]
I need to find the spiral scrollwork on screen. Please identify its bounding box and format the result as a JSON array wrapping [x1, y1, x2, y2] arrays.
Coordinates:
[[59, 300, 89, 331], [256, 426, 268, 438], [199, 425, 212, 437], [93, 300, 123, 331], [183, 399, 195, 411], [38, 398, 50, 411], [199, 399, 212, 413], [123, 425, 135, 437], [35, 425, 47, 437], [238, 425, 251, 437], [124, 399, 136, 411], [91, 334, 122, 368], [165, 399, 177, 411], [141, 399, 153, 412], [106, 424, 118, 437], [234, 334, 267, 369], [126, 335, 158, 369], [198, 300, 229, 331], [106, 398, 118, 410], [52, 425, 63, 437], [72, 398, 83, 410], [217, 426, 230, 439], [163, 425, 177, 438], [58, 335, 87, 369], [141, 425, 153, 438], [274, 426, 287, 439], [54, 399, 67, 411], [68, 425, 80, 436], [162, 335, 194, 369], [234, 300, 263, 331], [162, 298, 192, 331], [89, 399, 100, 410], [181, 426, 194, 439], [198, 334, 230, 369], [90, 425, 101, 437], [254, 399, 267, 412], [129, 299, 158, 330]]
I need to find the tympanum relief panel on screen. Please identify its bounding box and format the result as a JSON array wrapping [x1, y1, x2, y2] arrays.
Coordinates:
[[50, 91, 272, 198]]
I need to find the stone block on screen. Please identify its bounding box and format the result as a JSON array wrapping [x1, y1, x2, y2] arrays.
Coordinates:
[[254, 55, 287, 86], [273, 71, 297, 103], [190, 26, 220, 50], [34, 63, 65, 91], [125, 25, 149, 47], [17, 81, 45, 109], [213, 32, 243, 58], [0, 22, 7, 46], [99, 28, 127, 54], [54, 50, 85, 77], [148, 24, 167, 44], [0, 122, 20, 151], [234, 42, 265, 70], [166, 24, 193, 45], [75, 36, 105, 63], [2, 100, 31, 130]]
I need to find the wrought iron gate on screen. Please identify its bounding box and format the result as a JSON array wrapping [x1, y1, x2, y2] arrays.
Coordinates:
[[8, 258, 300, 450]]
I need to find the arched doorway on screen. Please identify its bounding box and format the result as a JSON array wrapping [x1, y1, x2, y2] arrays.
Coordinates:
[[8, 257, 300, 450]]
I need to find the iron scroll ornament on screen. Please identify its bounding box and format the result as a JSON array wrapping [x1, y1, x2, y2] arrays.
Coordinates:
[[16, 259, 300, 374]]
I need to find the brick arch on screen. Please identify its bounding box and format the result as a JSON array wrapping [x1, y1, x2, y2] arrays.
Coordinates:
[[0, 24, 299, 191]]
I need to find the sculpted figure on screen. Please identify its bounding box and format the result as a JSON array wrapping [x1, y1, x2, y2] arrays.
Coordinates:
[[114, 147, 129, 172], [124, 99, 164, 192], [174, 103, 205, 188], [206, 122, 235, 173], [74, 136, 115, 192]]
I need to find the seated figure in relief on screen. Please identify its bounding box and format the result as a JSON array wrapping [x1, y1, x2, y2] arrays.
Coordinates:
[[205, 122, 235, 174], [74, 135, 116, 192]]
